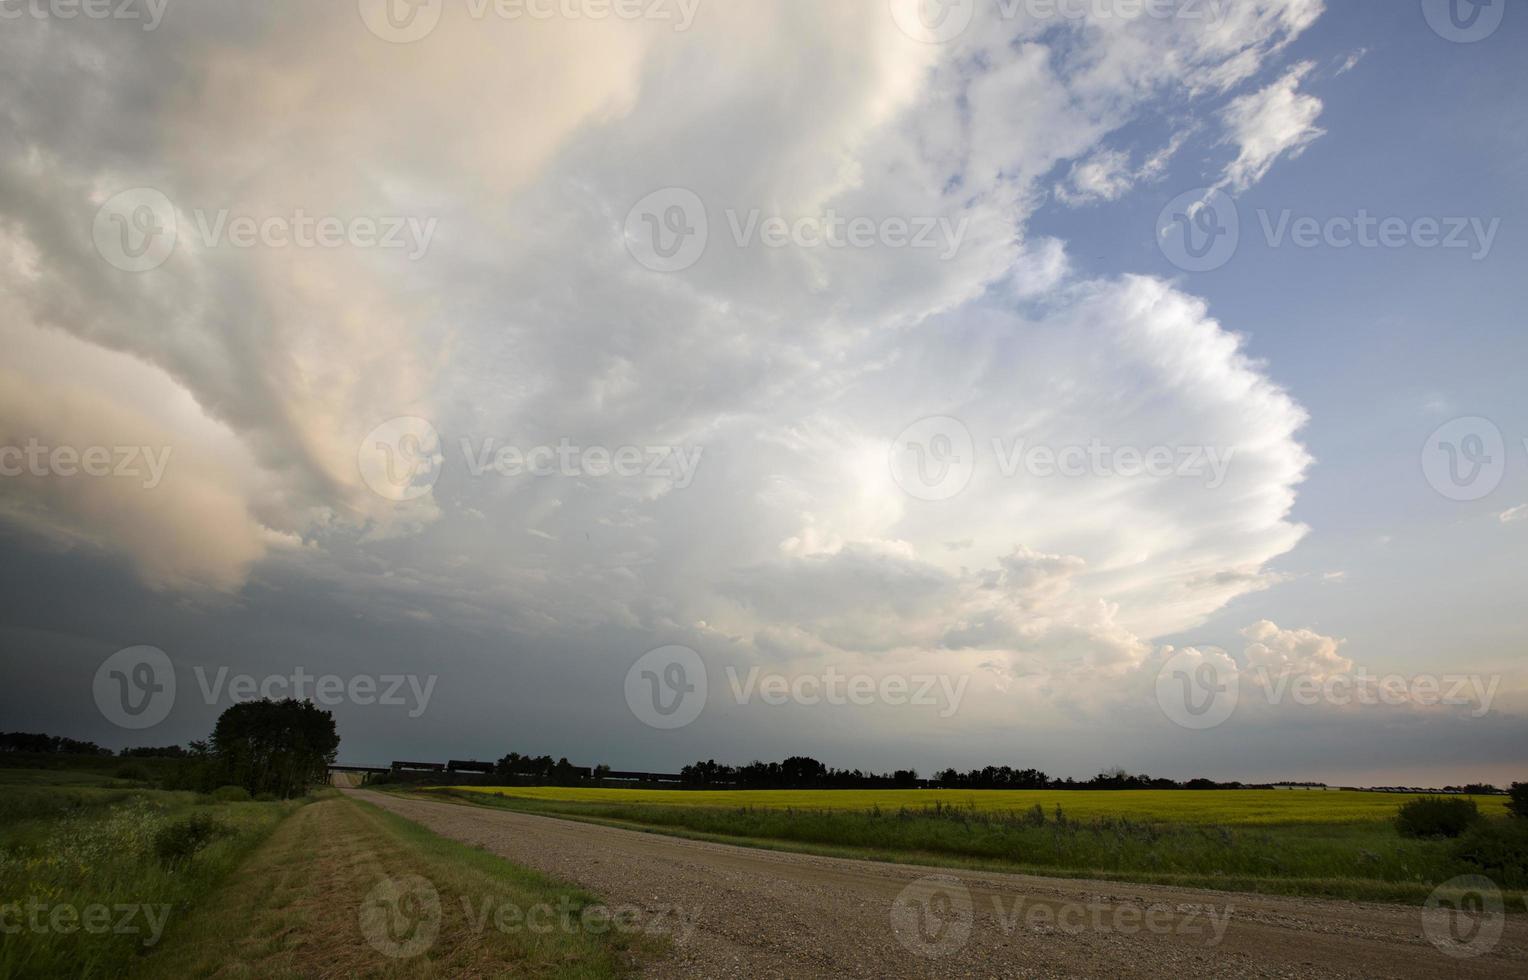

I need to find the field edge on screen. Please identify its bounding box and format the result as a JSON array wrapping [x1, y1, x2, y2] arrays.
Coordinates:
[[393, 786, 1528, 909]]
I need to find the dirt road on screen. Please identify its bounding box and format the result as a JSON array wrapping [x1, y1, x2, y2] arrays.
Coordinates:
[[350, 790, 1527, 978]]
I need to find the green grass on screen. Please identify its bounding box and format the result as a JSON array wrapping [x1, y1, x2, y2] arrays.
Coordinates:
[[0, 753, 191, 785], [0, 767, 303, 979], [1, 762, 653, 978], [440, 785, 1510, 824], [419, 787, 1526, 906], [135, 795, 658, 978]]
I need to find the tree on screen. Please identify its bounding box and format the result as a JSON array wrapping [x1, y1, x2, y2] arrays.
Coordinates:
[[1509, 782, 1528, 820], [210, 699, 339, 798], [780, 756, 827, 787], [1395, 796, 1480, 838]]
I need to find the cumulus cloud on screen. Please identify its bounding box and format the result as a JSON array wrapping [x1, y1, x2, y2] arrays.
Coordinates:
[[1, 1, 1328, 726], [1241, 619, 1351, 681]]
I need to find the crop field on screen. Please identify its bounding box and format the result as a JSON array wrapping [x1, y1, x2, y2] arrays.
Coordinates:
[[441, 786, 1509, 826], [421, 785, 1527, 906]]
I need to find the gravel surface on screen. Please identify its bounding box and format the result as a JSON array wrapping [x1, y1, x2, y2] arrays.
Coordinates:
[[350, 790, 1528, 979]]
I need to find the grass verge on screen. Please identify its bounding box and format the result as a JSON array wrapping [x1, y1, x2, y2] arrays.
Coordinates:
[[134, 795, 659, 978], [0, 773, 303, 979]]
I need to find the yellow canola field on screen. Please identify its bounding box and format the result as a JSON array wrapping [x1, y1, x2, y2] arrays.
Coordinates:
[[441, 786, 1509, 825]]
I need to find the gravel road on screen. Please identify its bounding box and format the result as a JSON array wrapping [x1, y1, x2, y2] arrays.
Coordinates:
[[350, 790, 1528, 979]]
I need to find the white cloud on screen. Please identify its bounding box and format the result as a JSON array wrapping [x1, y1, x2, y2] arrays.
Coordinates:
[[1241, 619, 1351, 681], [1218, 61, 1326, 191], [1057, 148, 1137, 205], [1054, 129, 1192, 205], [0, 2, 1326, 710], [1336, 48, 1368, 76], [0, 315, 270, 591]]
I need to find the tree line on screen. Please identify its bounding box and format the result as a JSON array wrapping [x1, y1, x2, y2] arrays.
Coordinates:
[[6, 699, 339, 799], [1, 731, 114, 755], [680, 757, 921, 788], [492, 751, 590, 784], [677, 759, 1256, 790], [392, 748, 1516, 794]]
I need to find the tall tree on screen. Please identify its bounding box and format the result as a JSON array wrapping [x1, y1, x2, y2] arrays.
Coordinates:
[[210, 698, 339, 798]]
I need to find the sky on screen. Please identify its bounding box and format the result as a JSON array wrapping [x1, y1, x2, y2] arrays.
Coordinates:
[[1, 0, 1524, 787]]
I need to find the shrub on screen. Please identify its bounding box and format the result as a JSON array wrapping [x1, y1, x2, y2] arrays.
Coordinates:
[[153, 814, 229, 866], [210, 785, 251, 803], [1508, 782, 1528, 820], [115, 763, 151, 782], [1451, 819, 1528, 888], [1396, 796, 1480, 838], [254, 792, 279, 802]]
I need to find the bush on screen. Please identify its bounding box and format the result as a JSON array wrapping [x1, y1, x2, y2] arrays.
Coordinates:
[[1508, 782, 1528, 820], [254, 792, 279, 802], [210, 785, 251, 802], [115, 763, 151, 782], [1451, 819, 1528, 888], [1396, 796, 1480, 838], [153, 813, 229, 866]]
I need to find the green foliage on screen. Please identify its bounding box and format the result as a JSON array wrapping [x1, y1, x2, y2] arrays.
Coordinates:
[[0, 731, 112, 755], [210, 785, 252, 802], [0, 784, 141, 824], [1508, 781, 1528, 820], [1395, 796, 1480, 838], [209, 698, 339, 799], [1450, 818, 1528, 888], [115, 762, 151, 782], [0, 751, 195, 787], [153, 813, 230, 866], [0, 769, 297, 979]]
